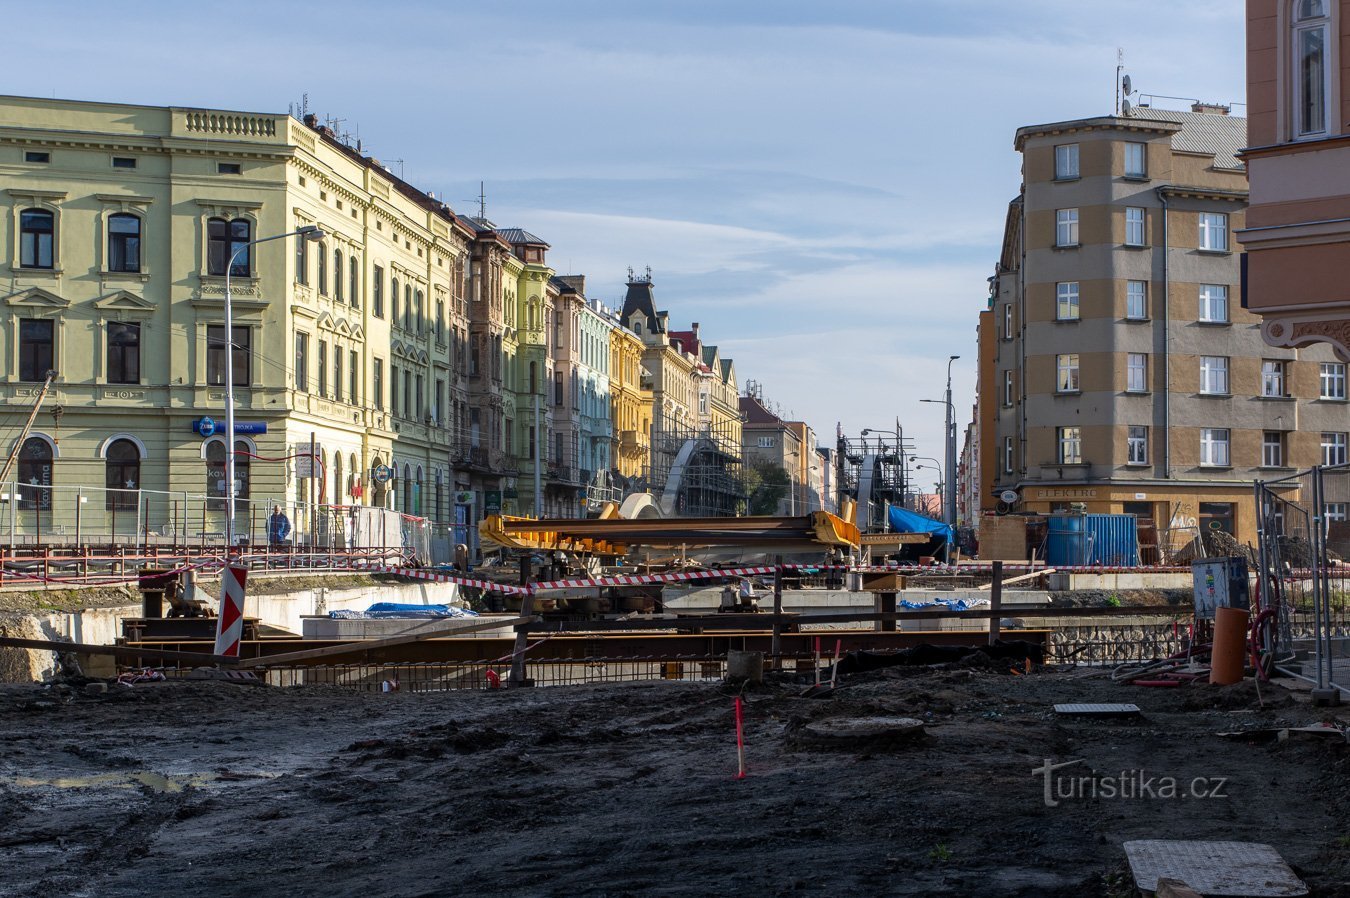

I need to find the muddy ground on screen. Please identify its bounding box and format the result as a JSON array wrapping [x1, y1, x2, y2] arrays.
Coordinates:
[[1, 664, 1348, 897]]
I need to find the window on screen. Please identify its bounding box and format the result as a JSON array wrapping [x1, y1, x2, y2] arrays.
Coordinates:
[[1126, 280, 1147, 319], [373, 266, 384, 317], [334, 249, 344, 302], [318, 341, 328, 397], [1054, 144, 1079, 179], [107, 322, 140, 384], [317, 244, 328, 295], [24, 150, 50, 164], [1200, 502, 1235, 535], [1200, 356, 1229, 395], [404, 369, 412, 419], [373, 358, 384, 410], [392, 278, 400, 324], [1127, 353, 1147, 392], [333, 347, 343, 403], [206, 439, 250, 509], [1056, 282, 1080, 320], [436, 299, 444, 341], [1127, 426, 1148, 464], [1125, 207, 1145, 246], [1199, 284, 1229, 323], [19, 209, 54, 269], [16, 437, 52, 510], [757, 436, 776, 448], [1003, 436, 1014, 473], [207, 218, 251, 277], [217, 162, 242, 175], [294, 333, 309, 392], [555, 370, 564, 405], [391, 364, 399, 412], [207, 325, 250, 386], [1124, 141, 1147, 178], [349, 350, 358, 404], [1263, 431, 1286, 468], [1003, 304, 1014, 339], [295, 231, 310, 285], [1294, 0, 1331, 137], [435, 379, 445, 426], [1056, 353, 1080, 392], [1261, 360, 1288, 398], [405, 285, 414, 331], [1322, 432, 1348, 466], [1198, 212, 1228, 252], [349, 256, 359, 307], [1200, 428, 1230, 466], [107, 214, 141, 272], [1320, 362, 1347, 399], [1003, 370, 1014, 407], [19, 319, 53, 382], [415, 289, 425, 334], [1055, 208, 1079, 247], [111, 156, 136, 169], [105, 438, 140, 511], [1057, 426, 1082, 464]]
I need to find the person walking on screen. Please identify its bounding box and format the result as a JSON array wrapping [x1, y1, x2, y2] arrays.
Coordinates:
[[268, 505, 292, 549]]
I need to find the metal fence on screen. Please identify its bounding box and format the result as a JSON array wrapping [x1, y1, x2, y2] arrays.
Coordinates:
[[1256, 464, 1350, 697], [0, 481, 431, 561]]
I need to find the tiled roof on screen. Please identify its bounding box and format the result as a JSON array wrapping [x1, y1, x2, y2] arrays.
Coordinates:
[[1127, 107, 1247, 171]]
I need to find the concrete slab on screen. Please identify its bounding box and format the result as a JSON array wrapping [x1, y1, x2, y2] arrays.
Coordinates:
[[1124, 840, 1307, 897]]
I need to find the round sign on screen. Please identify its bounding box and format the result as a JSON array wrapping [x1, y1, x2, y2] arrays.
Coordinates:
[[197, 417, 217, 437], [372, 464, 394, 484], [999, 489, 1019, 504]]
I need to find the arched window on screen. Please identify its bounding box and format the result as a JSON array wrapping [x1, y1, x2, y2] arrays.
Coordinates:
[[349, 453, 359, 502], [334, 249, 344, 301], [105, 438, 140, 511], [349, 256, 359, 307], [205, 439, 251, 510], [414, 465, 423, 515], [19, 209, 54, 269], [404, 284, 413, 331], [317, 243, 328, 295], [402, 464, 412, 514], [392, 277, 401, 325], [207, 218, 251, 276], [1294, 0, 1332, 137], [107, 213, 141, 273], [415, 290, 424, 333], [16, 436, 52, 510], [333, 452, 344, 504]]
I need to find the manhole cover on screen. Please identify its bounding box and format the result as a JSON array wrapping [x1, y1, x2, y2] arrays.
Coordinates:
[[1124, 840, 1307, 896]]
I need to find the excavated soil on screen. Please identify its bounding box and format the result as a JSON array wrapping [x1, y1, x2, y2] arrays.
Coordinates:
[[1, 667, 1349, 897]]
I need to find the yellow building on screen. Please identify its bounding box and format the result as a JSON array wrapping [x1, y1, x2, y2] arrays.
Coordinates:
[[0, 96, 476, 544], [608, 316, 652, 482]]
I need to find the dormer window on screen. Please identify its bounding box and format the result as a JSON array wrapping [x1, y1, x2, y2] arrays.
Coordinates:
[[1294, 0, 1331, 138]]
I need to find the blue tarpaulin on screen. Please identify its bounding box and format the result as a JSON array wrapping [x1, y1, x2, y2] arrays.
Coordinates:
[[887, 506, 953, 542], [330, 602, 479, 620], [897, 597, 989, 611]]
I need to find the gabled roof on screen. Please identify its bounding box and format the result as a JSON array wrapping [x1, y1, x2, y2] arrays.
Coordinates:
[[496, 227, 549, 248], [739, 394, 783, 426]]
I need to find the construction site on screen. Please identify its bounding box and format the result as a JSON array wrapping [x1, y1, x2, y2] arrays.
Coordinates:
[[3, 451, 1350, 895]]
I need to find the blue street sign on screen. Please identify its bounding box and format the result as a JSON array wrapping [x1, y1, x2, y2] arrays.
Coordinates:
[[193, 418, 268, 436]]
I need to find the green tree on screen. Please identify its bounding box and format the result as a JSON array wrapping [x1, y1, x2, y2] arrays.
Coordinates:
[[745, 461, 790, 515]]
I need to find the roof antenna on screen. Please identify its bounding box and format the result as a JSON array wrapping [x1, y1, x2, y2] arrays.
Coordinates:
[[479, 181, 487, 220], [1115, 47, 1124, 115]]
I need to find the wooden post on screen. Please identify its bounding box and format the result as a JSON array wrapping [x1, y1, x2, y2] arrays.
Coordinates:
[[771, 554, 783, 666], [509, 554, 534, 687], [988, 560, 1003, 646]]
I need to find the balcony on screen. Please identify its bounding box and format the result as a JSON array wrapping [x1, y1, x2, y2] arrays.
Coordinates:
[[619, 430, 649, 454]]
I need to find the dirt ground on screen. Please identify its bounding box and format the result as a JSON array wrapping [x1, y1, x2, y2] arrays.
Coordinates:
[[2, 663, 1349, 897]]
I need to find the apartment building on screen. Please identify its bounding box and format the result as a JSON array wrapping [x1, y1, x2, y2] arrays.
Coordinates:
[[0, 95, 485, 542], [607, 308, 652, 486], [1240, 1, 1350, 362], [980, 104, 1343, 546]]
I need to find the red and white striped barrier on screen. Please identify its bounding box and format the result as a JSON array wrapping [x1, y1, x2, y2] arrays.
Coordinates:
[[532, 565, 779, 591], [369, 566, 533, 596], [213, 563, 248, 657]]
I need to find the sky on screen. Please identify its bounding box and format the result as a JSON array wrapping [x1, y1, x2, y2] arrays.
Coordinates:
[[6, 1, 1246, 481]]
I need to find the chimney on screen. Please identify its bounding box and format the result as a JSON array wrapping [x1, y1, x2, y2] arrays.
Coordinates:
[[1191, 102, 1230, 115], [303, 113, 318, 128]]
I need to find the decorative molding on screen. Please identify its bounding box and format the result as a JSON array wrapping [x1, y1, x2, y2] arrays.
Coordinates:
[[1264, 313, 1350, 362], [94, 290, 156, 312], [99, 388, 147, 401], [94, 193, 154, 205], [194, 197, 264, 211], [4, 286, 68, 307], [4, 187, 67, 201]]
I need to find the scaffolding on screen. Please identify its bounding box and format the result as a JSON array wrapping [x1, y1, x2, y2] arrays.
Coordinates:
[[835, 433, 908, 532], [648, 412, 747, 518]]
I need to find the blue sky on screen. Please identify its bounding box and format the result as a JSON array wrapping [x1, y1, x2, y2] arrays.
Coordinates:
[[9, 1, 1246, 476]]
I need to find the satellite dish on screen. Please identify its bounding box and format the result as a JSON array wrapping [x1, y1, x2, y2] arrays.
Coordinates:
[[1122, 74, 1132, 96], [1122, 99, 1133, 116]]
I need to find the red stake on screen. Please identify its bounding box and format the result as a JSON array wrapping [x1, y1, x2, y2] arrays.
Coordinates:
[[734, 696, 746, 779]]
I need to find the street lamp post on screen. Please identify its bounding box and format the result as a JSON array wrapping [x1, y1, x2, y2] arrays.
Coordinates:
[[223, 224, 325, 549], [919, 355, 959, 530]]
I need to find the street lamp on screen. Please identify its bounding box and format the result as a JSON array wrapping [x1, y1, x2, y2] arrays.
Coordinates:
[[920, 354, 959, 531], [223, 224, 325, 549]]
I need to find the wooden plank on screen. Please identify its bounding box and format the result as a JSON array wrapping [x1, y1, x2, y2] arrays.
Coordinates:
[[978, 568, 1055, 590], [0, 636, 234, 666], [233, 615, 534, 668]]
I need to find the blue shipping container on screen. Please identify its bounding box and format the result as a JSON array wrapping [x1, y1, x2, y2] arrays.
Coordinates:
[[1045, 514, 1139, 566], [1045, 515, 1087, 566]]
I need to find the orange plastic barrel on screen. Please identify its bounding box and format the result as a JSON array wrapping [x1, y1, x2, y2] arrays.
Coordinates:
[[1209, 606, 1250, 685]]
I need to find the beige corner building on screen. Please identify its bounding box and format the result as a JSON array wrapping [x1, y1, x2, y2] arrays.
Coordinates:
[[978, 104, 1342, 548], [0, 95, 478, 544]]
